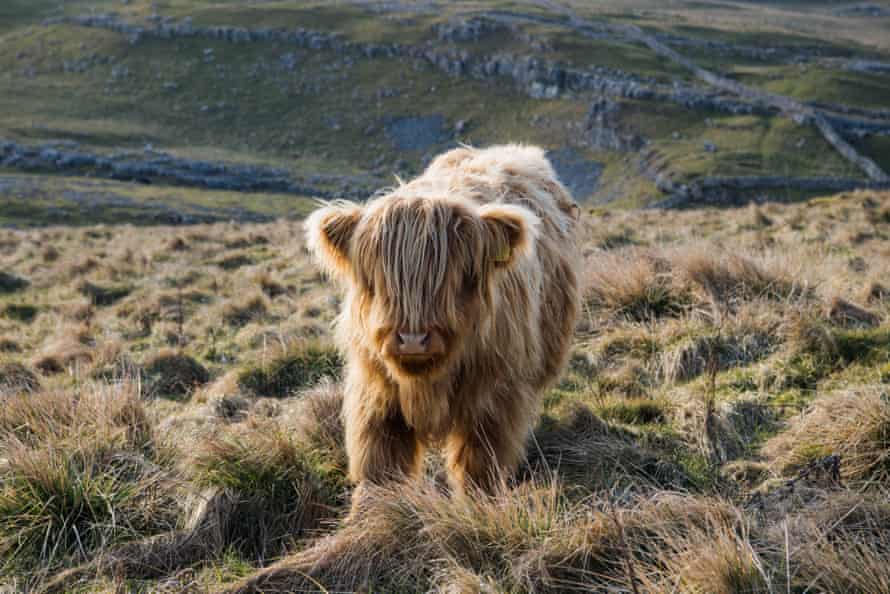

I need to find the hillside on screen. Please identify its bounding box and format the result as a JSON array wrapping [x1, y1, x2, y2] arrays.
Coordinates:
[[2, 0, 890, 219], [0, 189, 889, 591]]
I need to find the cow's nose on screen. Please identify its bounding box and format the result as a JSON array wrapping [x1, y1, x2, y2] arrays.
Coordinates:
[[397, 331, 431, 355]]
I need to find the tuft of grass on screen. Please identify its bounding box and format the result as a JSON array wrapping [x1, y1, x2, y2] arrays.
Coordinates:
[[191, 419, 346, 561], [223, 483, 763, 594], [2, 303, 38, 323], [215, 252, 256, 271], [32, 330, 96, 376], [786, 492, 890, 594], [78, 281, 132, 306], [586, 251, 689, 322], [0, 443, 170, 576], [633, 505, 774, 594], [661, 327, 773, 384], [672, 247, 805, 306], [594, 396, 667, 425], [770, 316, 890, 390], [527, 403, 688, 492], [0, 272, 29, 293], [0, 337, 21, 352], [221, 293, 269, 327], [142, 350, 210, 398], [586, 246, 806, 324], [285, 381, 347, 471], [677, 395, 776, 466], [764, 387, 890, 483], [833, 327, 890, 365], [237, 343, 343, 398], [825, 296, 882, 328], [224, 234, 270, 250], [0, 384, 177, 577], [0, 362, 41, 395], [254, 270, 287, 299]]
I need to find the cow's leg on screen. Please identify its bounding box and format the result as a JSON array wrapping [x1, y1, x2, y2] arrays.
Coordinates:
[[345, 398, 422, 514], [443, 409, 527, 496]]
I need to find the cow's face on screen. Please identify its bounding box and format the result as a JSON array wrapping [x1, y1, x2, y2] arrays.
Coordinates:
[[306, 197, 538, 382]]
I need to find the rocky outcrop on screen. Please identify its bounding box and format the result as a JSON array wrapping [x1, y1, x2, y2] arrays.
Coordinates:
[[481, 8, 886, 76], [0, 140, 377, 199], [540, 3, 889, 182], [654, 34, 807, 64], [433, 17, 510, 42], [585, 98, 646, 152], [833, 3, 890, 17], [844, 59, 890, 74], [50, 13, 768, 117], [652, 175, 890, 208]]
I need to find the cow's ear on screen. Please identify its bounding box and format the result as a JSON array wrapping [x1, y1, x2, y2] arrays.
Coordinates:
[[305, 202, 363, 280], [479, 204, 539, 268]]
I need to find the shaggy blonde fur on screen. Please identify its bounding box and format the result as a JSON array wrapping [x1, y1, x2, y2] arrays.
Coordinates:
[[306, 144, 581, 495]]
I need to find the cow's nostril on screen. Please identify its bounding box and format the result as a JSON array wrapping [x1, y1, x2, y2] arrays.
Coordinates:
[[396, 331, 432, 354]]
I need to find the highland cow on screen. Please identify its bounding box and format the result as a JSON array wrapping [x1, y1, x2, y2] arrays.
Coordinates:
[[306, 144, 581, 496]]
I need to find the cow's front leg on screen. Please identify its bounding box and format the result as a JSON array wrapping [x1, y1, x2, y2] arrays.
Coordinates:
[[443, 411, 527, 496], [344, 384, 423, 513]]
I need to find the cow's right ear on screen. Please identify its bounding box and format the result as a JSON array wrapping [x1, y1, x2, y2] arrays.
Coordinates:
[[304, 202, 363, 280]]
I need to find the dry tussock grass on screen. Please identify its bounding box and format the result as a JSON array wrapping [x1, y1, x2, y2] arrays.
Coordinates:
[[225, 484, 819, 594], [0, 383, 178, 585], [585, 244, 812, 326], [824, 295, 882, 328], [764, 387, 890, 483], [0, 361, 41, 395], [220, 292, 269, 328], [143, 349, 210, 397], [527, 403, 689, 492]]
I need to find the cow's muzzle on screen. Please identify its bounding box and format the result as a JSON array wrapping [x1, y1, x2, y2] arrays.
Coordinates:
[[383, 329, 447, 374]]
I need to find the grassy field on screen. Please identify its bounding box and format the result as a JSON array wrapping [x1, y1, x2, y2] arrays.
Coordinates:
[[0, 190, 889, 591], [0, 173, 317, 227]]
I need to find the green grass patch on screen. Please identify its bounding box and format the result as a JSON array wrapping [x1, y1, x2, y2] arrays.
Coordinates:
[[236, 343, 343, 397], [79, 281, 132, 306], [0, 173, 317, 227], [751, 65, 890, 111], [834, 327, 890, 364], [0, 447, 148, 573], [2, 303, 37, 323], [0, 388, 176, 575], [193, 428, 342, 502], [143, 350, 210, 398], [650, 111, 862, 182], [0, 272, 28, 293], [594, 397, 667, 425]]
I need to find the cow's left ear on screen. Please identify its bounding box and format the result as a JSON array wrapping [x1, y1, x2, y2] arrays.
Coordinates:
[[479, 204, 540, 268], [304, 202, 363, 281]]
